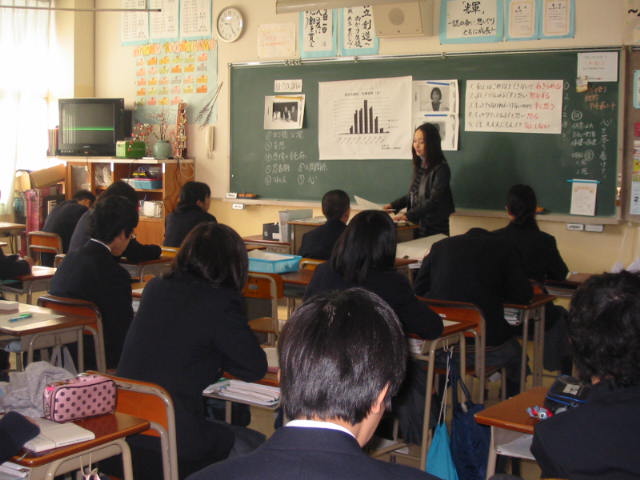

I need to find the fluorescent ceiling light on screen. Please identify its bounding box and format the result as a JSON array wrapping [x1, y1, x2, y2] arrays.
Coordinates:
[[276, 0, 409, 14]]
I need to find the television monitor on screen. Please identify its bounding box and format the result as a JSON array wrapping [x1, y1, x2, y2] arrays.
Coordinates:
[[57, 98, 129, 156]]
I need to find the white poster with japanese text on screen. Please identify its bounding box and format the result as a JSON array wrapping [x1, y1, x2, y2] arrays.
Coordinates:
[[465, 79, 563, 134]]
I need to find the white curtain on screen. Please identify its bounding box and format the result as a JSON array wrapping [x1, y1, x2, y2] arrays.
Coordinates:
[[0, 0, 56, 214]]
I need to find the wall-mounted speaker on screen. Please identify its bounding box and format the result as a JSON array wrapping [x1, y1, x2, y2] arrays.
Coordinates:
[[372, 0, 432, 38]]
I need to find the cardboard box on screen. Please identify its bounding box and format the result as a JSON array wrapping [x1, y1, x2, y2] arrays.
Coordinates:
[[29, 164, 65, 188]]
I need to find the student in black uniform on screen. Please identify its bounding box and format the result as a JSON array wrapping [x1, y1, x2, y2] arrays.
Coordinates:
[[51, 195, 138, 369], [493, 184, 571, 373], [41, 189, 95, 266], [532, 271, 640, 479], [118, 222, 267, 479], [298, 189, 350, 260], [68, 181, 161, 262], [163, 181, 217, 247]]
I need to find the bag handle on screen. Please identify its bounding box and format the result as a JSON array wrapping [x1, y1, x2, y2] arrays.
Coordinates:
[[449, 364, 474, 407]]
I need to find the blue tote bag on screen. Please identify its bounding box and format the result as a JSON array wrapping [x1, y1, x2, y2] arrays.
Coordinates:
[[426, 350, 459, 480]]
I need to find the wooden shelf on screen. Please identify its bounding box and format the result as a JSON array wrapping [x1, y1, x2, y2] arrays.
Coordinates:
[[63, 158, 194, 245]]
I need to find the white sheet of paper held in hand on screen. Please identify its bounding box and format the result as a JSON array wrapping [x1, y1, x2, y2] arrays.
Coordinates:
[[354, 195, 384, 210]]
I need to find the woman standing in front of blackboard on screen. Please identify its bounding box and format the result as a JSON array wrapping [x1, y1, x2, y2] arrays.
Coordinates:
[[384, 122, 455, 237]]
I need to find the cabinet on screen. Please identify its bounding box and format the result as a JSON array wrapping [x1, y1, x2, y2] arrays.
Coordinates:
[[60, 157, 194, 245]]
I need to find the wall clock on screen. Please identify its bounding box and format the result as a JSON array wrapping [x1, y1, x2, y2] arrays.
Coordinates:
[[216, 7, 244, 43]]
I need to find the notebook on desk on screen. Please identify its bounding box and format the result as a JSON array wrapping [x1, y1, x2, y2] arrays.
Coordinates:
[[22, 417, 95, 454]]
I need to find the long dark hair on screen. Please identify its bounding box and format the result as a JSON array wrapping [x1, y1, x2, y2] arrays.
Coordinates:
[[169, 222, 248, 291], [330, 210, 396, 284], [507, 184, 538, 230], [412, 122, 446, 172]]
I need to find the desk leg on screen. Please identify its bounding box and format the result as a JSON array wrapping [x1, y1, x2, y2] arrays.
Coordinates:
[[519, 312, 531, 393], [419, 346, 437, 469], [532, 306, 545, 387], [486, 427, 498, 480], [225, 400, 232, 424]]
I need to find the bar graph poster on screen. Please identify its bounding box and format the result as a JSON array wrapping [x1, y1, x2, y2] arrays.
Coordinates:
[[318, 76, 412, 160]]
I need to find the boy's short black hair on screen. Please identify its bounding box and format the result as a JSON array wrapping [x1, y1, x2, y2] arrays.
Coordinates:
[[177, 181, 211, 209], [279, 288, 407, 425], [569, 271, 640, 388], [89, 195, 138, 244], [101, 180, 138, 206], [170, 222, 248, 291], [321, 190, 350, 221], [72, 189, 96, 204]]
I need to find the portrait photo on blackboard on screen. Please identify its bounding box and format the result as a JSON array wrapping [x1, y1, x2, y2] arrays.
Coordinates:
[[419, 84, 449, 112]]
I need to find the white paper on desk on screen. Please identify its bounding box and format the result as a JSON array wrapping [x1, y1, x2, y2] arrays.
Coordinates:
[[0, 312, 63, 328], [396, 235, 446, 261], [23, 417, 94, 453], [354, 196, 384, 210], [203, 379, 280, 406], [569, 180, 597, 216]]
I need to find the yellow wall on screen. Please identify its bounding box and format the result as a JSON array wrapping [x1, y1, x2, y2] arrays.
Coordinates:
[[89, 0, 637, 274]]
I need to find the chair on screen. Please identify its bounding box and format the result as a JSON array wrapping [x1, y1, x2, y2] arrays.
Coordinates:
[[27, 231, 62, 266], [95, 372, 179, 480], [243, 272, 284, 345], [37, 294, 107, 373], [420, 298, 506, 403], [285, 258, 324, 316], [161, 246, 179, 258]]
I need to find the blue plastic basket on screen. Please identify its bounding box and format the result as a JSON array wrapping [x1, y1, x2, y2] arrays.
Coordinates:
[[248, 253, 301, 274]]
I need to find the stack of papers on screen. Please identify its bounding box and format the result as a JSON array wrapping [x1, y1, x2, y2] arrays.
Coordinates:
[[23, 417, 95, 453], [504, 307, 522, 326], [203, 379, 280, 407]]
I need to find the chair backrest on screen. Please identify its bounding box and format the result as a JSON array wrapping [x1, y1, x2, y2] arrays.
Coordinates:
[[299, 258, 325, 271], [93, 372, 179, 480], [27, 231, 62, 265], [161, 246, 179, 258], [37, 294, 106, 372], [243, 272, 284, 343]]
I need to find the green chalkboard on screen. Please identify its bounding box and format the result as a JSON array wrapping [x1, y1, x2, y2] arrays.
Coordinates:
[[230, 49, 621, 217]]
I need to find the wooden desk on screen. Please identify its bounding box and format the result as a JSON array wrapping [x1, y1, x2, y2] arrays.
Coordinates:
[[0, 302, 94, 369], [0, 266, 57, 305], [0, 222, 25, 253], [475, 386, 547, 478], [544, 272, 592, 298], [14, 412, 149, 480], [505, 294, 556, 392], [288, 219, 418, 256], [243, 235, 291, 254], [374, 318, 478, 468], [120, 256, 172, 280]]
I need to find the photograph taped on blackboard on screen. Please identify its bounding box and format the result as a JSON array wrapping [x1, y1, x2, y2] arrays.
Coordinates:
[[264, 94, 305, 130]]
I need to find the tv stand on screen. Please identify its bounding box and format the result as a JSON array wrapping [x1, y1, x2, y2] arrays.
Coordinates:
[[57, 156, 194, 245]]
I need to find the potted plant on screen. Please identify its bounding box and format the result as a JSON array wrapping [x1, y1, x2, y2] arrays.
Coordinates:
[[153, 111, 172, 160]]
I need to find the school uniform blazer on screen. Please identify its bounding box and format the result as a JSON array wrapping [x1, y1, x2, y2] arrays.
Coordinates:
[[531, 383, 640, 480], [414, 228, 532, 347], [390, 161, 455, 237], [186, 426, 440, 480], [49, 240, 133, 369], [305, 262, 443, 339], [298, 218, 346, 260], [493, 222, 568, 282], [68, 209, 161, 262], [0, 250, 30, 279], [163, 205, 217, 247], [117, 272, 267, 464], [42, 200, 88, 253]]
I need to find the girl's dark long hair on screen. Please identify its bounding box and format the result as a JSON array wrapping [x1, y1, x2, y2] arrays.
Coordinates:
[[412, 122, 446, 172]]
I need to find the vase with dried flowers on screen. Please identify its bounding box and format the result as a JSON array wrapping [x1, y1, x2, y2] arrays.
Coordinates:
[[153, 111, 172, 159], [132, 122, 153, 156]]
